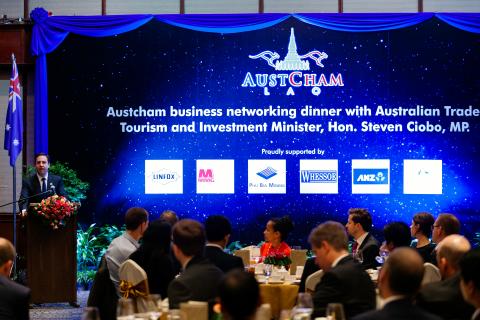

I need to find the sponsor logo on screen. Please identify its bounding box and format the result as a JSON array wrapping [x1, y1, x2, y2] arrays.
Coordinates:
[[257, 167, 278, 180], [150, 168, 179, 185], [353, 169, 388, 185], [242, 28, 344, 96], [300, 170, 338, 183], [198, 169, 215, 183]]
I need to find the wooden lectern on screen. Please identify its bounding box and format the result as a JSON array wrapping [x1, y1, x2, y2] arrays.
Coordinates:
[[26, 204, 77, 304]]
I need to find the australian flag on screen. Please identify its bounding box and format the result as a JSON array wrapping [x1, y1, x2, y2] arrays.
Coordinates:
[[4, 54, 23, 167]]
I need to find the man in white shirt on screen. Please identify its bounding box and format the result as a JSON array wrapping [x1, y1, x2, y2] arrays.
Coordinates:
[[459, 248, 480, 320], [105, 207, 149, 295]]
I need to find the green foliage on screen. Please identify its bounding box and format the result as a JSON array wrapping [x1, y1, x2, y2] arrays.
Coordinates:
[[27, 161, 89, 203], [76, 223, 125, 287]]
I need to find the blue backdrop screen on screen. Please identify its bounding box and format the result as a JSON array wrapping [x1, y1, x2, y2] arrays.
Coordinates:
[[47, 18, 480, 245]]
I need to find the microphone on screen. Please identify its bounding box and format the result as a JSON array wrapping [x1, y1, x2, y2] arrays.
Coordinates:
[[49, 183, 56, 195]]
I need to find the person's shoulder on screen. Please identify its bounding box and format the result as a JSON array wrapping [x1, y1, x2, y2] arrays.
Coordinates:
[[0, 276, 30, 297]]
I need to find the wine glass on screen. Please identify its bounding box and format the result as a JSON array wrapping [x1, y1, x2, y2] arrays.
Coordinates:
[[353, 250, 364, 264], [263, 264, 273, 277], [292, 292, 313, 320], [81, 307, 100, 320], [146, 294, 162, 320], [117, 297, 135, 320], [326, 303, 346, 320]]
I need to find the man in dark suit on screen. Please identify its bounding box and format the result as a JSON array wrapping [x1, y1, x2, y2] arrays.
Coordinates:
[[309, 221, 376, 319], [416, 235, 474, 320], [0, 237, 30, 320], [168, 219, 224, 309], [204, 215, 244, 273], [353, 247, 441, 320], [345, 208, 380, 269], [19, 153, 67, 214], [459, 248, 480, 320]]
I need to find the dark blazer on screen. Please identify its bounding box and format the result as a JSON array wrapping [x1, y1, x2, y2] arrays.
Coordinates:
[[129, 248, 176, 299], [168, 255, 224, 309], [353, 298, 442, 320], [19, 173, 67, 211], [416, 273, 475, 320], [0, 275, 30, 320], [312, 255, 376, 319], [358, 233, 380, 270], [204, 245, 244, 273]]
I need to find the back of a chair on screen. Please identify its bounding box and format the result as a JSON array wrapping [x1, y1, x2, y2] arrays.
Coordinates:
[[234, 249, 251, 267], [119, 259, 150, 313], [289, 249, 307, 275], [422, 262, 441, 285], [305, 269, 324, 293]]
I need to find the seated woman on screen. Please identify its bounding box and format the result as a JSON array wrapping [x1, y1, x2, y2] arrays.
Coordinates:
[[129, 220, 175, 299], [260, 216, 294, 261], [410, 212, 436, 263]]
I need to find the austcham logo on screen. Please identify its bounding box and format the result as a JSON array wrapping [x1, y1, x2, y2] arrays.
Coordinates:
[[242, 28, 344, 96]]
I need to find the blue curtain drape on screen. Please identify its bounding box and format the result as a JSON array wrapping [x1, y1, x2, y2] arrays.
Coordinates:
[[30, 7, 480, 153]]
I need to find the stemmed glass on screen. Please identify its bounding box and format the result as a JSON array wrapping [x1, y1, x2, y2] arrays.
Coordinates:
[[117, 297, 135, 320], [146, 294, 162, 320], [81, 307, 100, 320], [353, 250, 363, 264], [292, 292, 313, 320], [326, 303, 346, 320]]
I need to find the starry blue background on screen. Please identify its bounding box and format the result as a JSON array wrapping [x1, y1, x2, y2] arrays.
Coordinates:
[[47, 17, 480, 246]]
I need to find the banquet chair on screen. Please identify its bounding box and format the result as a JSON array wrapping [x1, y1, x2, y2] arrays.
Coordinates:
[[233, 249, 251, 267], [305, 269, 324, 293], [289, 249, 307, 275], [422, 262, 441, 285], [118, 259, 151, 313]]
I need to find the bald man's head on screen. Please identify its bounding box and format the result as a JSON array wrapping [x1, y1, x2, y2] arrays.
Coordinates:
[[383, 247, 425, 297], [437, 234, 471, 272]]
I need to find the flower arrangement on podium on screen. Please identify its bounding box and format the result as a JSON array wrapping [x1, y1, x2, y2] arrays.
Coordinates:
[[33, 195, 78, 230], [263, 252, 292, 268]]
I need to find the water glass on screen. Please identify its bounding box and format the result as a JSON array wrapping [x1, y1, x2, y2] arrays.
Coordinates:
[[263, 264, 273, 277], [147, 294, 162, 319], [326, 303, 346, 320], [81, 306, 100, 320], [117, 297, 135, 319], [293, 293, 313, 320]]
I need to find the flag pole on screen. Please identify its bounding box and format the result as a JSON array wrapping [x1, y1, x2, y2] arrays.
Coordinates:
[[12, 165, 17, 276]]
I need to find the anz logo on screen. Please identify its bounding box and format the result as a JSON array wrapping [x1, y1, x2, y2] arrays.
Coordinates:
[[353, 169, 389, 185]]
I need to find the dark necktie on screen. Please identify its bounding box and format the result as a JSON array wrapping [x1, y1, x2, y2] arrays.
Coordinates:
[[41, 177, 47, 193], [352, 241, 359, 254]]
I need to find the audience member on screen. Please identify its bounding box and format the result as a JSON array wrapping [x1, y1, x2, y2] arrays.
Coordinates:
[[204, 215, 244, 273], [168, 219, 224, 309], [416, 234, 474, 320], [105, 207, 149, 294], [260, 216, 294, 261], [432, 213, 461, 245], [160, 209, 179, 226], [218, 269, 260, 320], [129, 220, 175, 298], [0, 237, 30, 320], [345, 208, 380, 269], [353, 248, 441, 320], [459, 248, 480, 320], [410, 212, 436, 263], [381, 221, 411, 254], [309, 221, 376, 318]]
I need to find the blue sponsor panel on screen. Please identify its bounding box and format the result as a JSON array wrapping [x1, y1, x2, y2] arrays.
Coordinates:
[[353, 169, 389, 185], [300, 170, 337, 183]]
